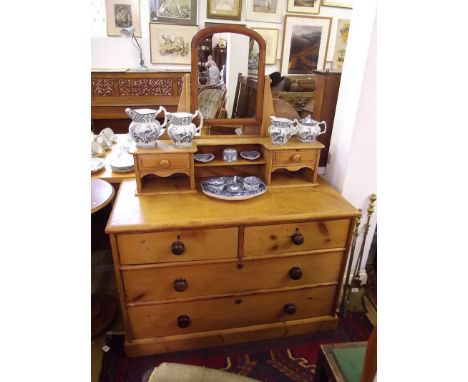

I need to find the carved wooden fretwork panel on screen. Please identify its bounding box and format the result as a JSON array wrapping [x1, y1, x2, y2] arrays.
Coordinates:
[[118, 79, 174, 96], [92, 79, 115, 96], [177, 78, 184, 95]]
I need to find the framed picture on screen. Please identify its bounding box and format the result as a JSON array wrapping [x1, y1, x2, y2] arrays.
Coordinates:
[[149, 0, 198, 25], [245, 0, 283, 23], [280, 15, 332, 76], [332, 19, 350, 71], [207, 0, 242, 21], [252, 27, 279, 65], [248, 38, 259, 77], [149, 23, 199, 64], [287, 0, 321, 14], [105, 0, 141, 37], [204, 22, 246, 27], [322, 0, 353, 9]]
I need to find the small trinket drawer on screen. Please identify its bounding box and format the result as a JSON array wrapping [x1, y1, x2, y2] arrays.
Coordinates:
[[106, 179, 359, 356]]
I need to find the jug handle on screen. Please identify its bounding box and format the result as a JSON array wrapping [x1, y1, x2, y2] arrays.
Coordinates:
[[318, 121, 327, 135], [158, 106, 168, 129], [193, 110, 204, 133], [291, 118, 299, 135]]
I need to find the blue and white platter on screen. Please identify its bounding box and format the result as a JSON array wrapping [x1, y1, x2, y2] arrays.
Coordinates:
[[194, 153, 215, 162], [240, 150, 261, 160], [201, 176, 267, 201]]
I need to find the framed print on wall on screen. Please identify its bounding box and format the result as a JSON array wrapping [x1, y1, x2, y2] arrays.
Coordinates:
[[207, 0, 242, 21], [287, 0, 321, 14], [149, 23, 198, 64], [332, 19, 350, 71], [149, 0, 198, 25], [245, 0, 283, 23], [252, 27, 279, 65], [280, 15, 332, 76], [322, 0, 353, 9], [106, 0, 141, 37]]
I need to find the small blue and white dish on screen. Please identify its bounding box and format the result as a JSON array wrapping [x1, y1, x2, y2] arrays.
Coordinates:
[[201, 176, 267, 201], [194, 153, 215, 162], [243, 176, 261, 191], [240, 151, 261, 161]]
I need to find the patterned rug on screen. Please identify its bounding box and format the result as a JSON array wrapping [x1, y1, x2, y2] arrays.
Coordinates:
[[99, 313, 372, 382]]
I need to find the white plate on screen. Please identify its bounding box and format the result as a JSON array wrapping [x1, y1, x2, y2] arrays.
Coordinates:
[[240, 151, 261, 160], [110, 154, 134, 169], [194, 153, 215, 162], [91, 158, 105, 173]]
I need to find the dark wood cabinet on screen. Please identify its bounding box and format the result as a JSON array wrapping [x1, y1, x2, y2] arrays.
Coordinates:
[[309, 70, 342, 167]]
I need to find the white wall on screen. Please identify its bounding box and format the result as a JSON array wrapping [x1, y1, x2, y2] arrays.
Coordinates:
[[91, 0, 352, 74], [325, 0, 377, 276]]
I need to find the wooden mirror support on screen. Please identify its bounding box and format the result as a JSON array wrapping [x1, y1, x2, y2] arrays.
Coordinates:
[[190, 25, 266, 132]]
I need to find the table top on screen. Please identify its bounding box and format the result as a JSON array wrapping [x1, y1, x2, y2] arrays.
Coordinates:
[[320, 342, 367, 382], [106, 177, 358, 233], [91, 134, 135, 183], [91, 179, 115, 214]]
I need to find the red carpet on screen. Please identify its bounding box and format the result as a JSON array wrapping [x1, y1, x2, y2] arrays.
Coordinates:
[[99, 313, 372, 382]]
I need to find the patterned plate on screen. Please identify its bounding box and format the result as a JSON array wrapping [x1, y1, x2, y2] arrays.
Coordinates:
[[91, 158, 105, 173], [240, 151, 261, 160], [201, 176, 267, 201]]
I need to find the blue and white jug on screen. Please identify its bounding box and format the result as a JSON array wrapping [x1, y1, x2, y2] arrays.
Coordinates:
[[126, 107, 167, 148]]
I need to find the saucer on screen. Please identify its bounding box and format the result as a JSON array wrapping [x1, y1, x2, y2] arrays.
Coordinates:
[[91, 158, 105, 173], [194, 153, 215, 162], [240, 151, 260, 160]]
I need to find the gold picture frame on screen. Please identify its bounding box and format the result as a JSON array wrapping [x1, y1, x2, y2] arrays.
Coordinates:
[[287, 0, 321, 14], [321, 0, 353, 9], [105, 0, 141, 37], [252, 27, 279, 65], [207, 0, 242, 21]]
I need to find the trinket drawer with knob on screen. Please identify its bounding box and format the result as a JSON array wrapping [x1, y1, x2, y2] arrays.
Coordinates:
[[106, 178, 359, 356]]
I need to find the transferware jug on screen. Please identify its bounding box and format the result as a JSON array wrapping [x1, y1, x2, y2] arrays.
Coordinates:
[[126, 107, 167, 148], [268, 116, 298, 145], [166, 110, 204, 147]]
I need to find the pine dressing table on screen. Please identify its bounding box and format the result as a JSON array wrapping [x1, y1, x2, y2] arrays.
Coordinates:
[[104, 25, 359, 356]]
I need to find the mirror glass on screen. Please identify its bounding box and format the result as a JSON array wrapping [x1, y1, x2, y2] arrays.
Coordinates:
[[197, 33, 260, 122]]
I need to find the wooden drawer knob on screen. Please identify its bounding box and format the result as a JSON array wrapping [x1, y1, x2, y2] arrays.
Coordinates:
[[173, 278, 188, 292], [291, 228, 304, 245], [292, 153, 302, 162], [159, 159, 170, 168], [177, 315, 191, 328], [171, 235, 185, 256], [284, 303, 297, 315], [289, 267, 303, 280]]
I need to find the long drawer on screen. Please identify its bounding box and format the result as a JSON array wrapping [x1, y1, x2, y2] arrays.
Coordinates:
[[127, 285, 337, 339], [117, 227, 238, 265], [243, 219, 350, 257], [123, 251, 343, 302]]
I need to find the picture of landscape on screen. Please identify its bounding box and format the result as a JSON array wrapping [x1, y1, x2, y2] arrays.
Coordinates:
[[294, 0, 315, 6], [288, 25, 322, 74], [253, 0, 277, 13]]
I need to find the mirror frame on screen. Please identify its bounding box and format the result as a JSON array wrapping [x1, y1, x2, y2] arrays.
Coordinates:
[[190, 25, 266, 133]]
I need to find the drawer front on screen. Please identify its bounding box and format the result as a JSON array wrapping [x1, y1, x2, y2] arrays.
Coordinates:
[[139, 153, 190, 171], [128, 285, 337, 339], [273, 149, 316, 166], [123, 251, 343, 302], [117, 227, 238, 265], [244, 219, 350, 257]]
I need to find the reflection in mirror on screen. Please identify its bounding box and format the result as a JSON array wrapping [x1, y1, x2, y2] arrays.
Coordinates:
[[197, 33, 259, 123]]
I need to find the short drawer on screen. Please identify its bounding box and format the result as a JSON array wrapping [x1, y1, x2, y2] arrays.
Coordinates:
[[273, 149, 317, 166], [127, 285, 337, 339], [117, 227, 238, 265], [138, 153, 190, 171], [123, 251, 344, 302], [244, 219, 350, 257]]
